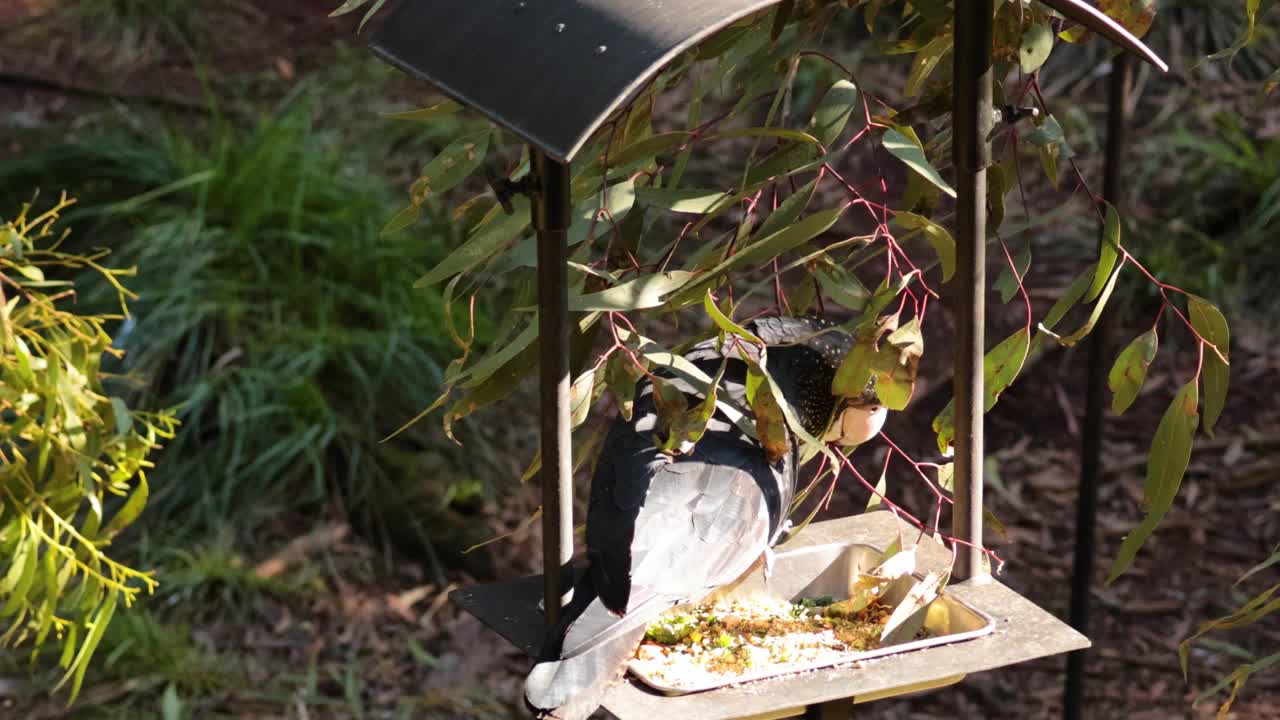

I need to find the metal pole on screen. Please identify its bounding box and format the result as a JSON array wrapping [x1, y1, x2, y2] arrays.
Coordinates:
[[950, 3, 992, 583], [533, 148, 574, 628], [1064, 52, 1130, 720]]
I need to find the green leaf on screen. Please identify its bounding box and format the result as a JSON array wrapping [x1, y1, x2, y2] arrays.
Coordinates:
[[994, 245, 1031, 303], [636, 188, 728, 214], [905, 34, 952, 97], [1040, 264, 1095, 334], [59, 590, 118, 701], [101, 476, 149, 539], [609, 132, 693, 167], [415, 196, 530, 287], [671, 207, 845, 305], [875, 318, 924, 410], [381, 100, 461, 122], [1087, 203, 1122, 302], [0, 533, 37, 617], [569, 271, 693, 312], [1236, 546, 1280, 587], [161, 683, 183, 720], [883, 128, 957, 198], [755, 178, 818, 240], [569, 366, 602, 428], [709, 127, 821, 146], [1195, 0, 1259, 65], [415, 130, 490, 200], [1046, 264, 1121, 347], [811, 257, 869, 311], [866, 468, 888, 512], [651, 376, 689, 443], [661, 361, 727, 455], [985, 328, 1030, 413], [894, 211, 954, 281], [1108, 330, 1158, 415], [1019, 23, 1054, 74], [703, 290, 762, 344], [1108, 380, 1199, 583], [379, 204, 419, 237], [1099, 0, 1157, 39], [809, 80, 860, 148], [109, 397, 132, 439], [606, 352, 648, 422], [1189, 295, 1230, 437]]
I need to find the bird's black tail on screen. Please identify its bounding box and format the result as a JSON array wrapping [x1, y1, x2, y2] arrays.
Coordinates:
[[524, 580, 671, 720]]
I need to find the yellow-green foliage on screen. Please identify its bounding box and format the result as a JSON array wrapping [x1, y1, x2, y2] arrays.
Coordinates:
[[0, 194, 177, 699]]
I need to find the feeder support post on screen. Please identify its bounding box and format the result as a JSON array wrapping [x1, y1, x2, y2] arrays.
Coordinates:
[[951, 5, 993, 583], [1064, 51, 1131, 720], [533, 148, 575, 628]]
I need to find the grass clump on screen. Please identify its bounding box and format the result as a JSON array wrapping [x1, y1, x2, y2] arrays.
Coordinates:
[[0, 102, 499, 546]]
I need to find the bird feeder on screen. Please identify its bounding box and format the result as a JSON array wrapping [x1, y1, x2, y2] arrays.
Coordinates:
[[368, 1, 1167, 717]]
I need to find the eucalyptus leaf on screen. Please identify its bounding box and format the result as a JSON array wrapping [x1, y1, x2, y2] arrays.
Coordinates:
[[894, 211, 955, 281], [570, 272, 693, 311], [1108, 329, 1158, 415], [883, 129, 957, 198], [1188, 295, 1230, 437], [1019, 23, 1054, 74], [1108, 380, 1199, 582]]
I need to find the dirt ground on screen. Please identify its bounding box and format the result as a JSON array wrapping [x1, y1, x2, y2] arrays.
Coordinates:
[[3, 2, 1278, 719]]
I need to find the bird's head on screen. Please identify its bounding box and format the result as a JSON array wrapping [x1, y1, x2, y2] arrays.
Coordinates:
[[748, 316, 886, 447]]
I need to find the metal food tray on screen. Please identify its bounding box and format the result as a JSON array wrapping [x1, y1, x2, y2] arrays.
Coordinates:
[[627, 542, 997, 696]]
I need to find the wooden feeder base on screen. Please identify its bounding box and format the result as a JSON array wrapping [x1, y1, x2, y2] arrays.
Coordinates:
[[450, 511, 1088, 719]]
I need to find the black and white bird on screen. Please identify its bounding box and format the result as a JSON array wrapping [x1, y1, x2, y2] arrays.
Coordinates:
[[524, 316, 886, 720]]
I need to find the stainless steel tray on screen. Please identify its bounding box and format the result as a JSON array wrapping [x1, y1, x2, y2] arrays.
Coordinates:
[[627, 542, 996, 695]]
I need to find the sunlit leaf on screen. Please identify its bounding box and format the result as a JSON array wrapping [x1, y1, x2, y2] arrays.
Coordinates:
[[570, 272, 693, 311], [1108, 329, 1158, 415], [932, 327, 1031, 454], [1098, 0, 1157, 39], [704, 290, 762, 344], [882, 571, 942, 645], [1108, 380, 1199, 583], [1087, 203, 1122, 302], [100, 477, 149, 540], [415, 196, 530, 286], [1189, 295, 1230, 437], [1019, 23, 1054, 74], [636, 188, 728, 214], [894, 211, 954, 281], [905, 34, 952, 97], [661, 360, 727, 455], [883, 128, 957, 198], [1046, 264, 1121, 347], [606, 352, 648, 422], [810, 80, 860, 148]]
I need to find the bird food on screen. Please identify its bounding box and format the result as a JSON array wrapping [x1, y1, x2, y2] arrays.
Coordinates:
[[631, 593, 911, 690]]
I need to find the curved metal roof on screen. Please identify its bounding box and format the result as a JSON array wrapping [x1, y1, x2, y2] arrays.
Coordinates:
[[370, 0, 786, 162], [369, 0, 1166, 162]]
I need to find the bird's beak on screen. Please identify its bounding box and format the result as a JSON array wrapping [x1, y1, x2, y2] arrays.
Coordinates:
[[822, 402, 887, 447]]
